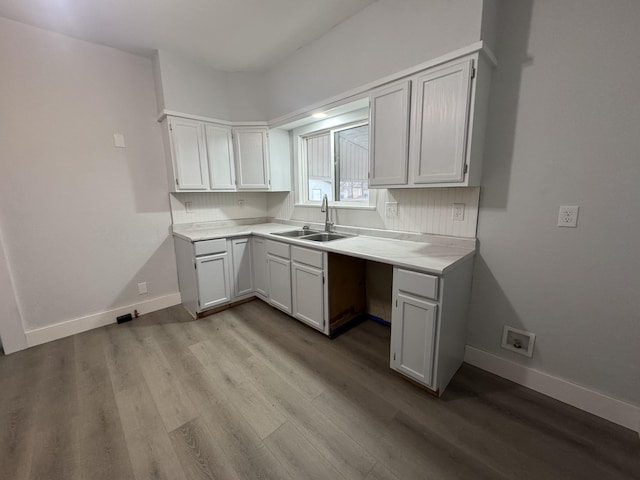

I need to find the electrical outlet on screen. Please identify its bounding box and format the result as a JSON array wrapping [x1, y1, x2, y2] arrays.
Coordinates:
[[452, 203, 465, 221], [137, 282, 148, 295], [501, 326, 535, 357], [558, 205, 579, 227], [185, 201, 193, 213], [385, 202, 398, 217], [238, 199, 245, 208]]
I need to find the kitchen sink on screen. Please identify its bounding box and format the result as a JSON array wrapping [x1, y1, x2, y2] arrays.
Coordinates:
[[301, 232, 352, 242], [272, 229, 321, 238]]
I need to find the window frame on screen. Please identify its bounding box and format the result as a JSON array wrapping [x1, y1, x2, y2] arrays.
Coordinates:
[[293, 109, 376, 210]]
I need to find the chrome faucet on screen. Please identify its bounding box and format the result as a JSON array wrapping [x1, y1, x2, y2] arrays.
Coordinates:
[[320, 194, 334, 232]]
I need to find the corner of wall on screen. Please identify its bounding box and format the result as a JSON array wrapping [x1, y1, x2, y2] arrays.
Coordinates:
[[151, 50, 166, 115]]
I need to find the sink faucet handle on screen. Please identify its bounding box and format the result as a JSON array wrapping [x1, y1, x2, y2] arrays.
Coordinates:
[[302, 224, 310, 231]]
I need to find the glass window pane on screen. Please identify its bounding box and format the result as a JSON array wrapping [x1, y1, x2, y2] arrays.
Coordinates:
[[334, 125, 369, 202], [306, 133, 333, 201]]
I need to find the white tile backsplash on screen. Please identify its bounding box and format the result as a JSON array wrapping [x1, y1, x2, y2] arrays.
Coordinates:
[[267, 188, 479, 238], [172, 187, 479, 237], [170, 192, 269, 225]]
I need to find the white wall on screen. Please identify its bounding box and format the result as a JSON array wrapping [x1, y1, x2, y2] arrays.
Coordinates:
[[265, 0, 484, 119], [154, 50, 231, 120], [0, 18, 179, 335], [227, 71, 268, 122], [467, 0, 640, 405], [0, 229, 27, 353]]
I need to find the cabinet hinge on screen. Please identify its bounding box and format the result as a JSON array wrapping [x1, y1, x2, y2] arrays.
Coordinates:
[[395, 299, 398, 308], [471, 67, 476, 79], [322, 275, 325, 285], [194, 262, 197, 270], [169, 122, 173, 131], [464, 164, 468, 174], [393, 353, 396, 361], [176, 178, 179, 186], [197, 300, 200, 308]]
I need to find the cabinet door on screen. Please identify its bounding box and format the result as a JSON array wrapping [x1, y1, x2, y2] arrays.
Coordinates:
[[391, 293, 438, 387], [234, 128, 270, 190], [291, 262, 325, 331], [412, 60, 473, 184], [196, 253, 230, 310], [231, 238, 253, 298], [170, 118, 209, 190], [252, 237, 268, 298], [369, 81, 411, 186], [267, 255, 291, 314], [205, 124, 236, 190]]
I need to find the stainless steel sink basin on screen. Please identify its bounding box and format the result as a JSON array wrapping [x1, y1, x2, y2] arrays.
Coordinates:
[[273, 229, 321, 238], [301, 232, 351, 242]]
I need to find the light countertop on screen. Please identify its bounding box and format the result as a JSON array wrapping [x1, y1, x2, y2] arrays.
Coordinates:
[[172, 222, 475, 275]]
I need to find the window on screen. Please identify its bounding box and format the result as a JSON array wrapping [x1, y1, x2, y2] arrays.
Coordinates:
[[302, 122, 370, 204]]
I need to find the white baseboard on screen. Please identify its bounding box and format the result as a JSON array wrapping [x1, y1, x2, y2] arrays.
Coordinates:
[[24, 293, 182, 348], [464, 345, 640, 434]]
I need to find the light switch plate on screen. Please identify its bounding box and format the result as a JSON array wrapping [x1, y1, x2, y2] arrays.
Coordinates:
[[114, 133, 126, 148], [558, 205, 579, 227]]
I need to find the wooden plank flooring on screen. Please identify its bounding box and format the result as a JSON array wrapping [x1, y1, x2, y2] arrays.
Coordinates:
[[1, 299, 639, 480]]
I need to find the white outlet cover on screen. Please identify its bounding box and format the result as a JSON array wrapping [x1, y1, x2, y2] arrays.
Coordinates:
[[137, 282, 148, 295], [185, 201, 193, 213], [385, 202, 398, 217], [452, 203, 465, 221], [558, 205, 579, 227]]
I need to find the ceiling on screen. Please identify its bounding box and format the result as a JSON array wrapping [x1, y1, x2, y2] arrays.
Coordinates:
[[0, 0, 376, 71]]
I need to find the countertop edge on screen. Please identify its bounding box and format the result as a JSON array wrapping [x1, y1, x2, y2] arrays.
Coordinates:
[[171, 224, 475, 276]]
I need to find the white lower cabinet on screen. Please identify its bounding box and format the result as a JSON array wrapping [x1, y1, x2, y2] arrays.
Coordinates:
[[252, 237, 268, 299], [174, 236, 232, 316], [291, 246, 327, 333], [391, 292, 438, 387], [390, 261, 473, 395], [266, 240, 292, 314], [196, 253, 231, 309], [230, 237, 253, 298]]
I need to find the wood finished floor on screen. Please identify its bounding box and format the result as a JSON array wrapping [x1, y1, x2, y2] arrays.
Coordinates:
[[1, 300, 639, 480]]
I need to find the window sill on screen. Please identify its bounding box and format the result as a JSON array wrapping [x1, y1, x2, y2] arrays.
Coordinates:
[[294, 203, 377, 211]]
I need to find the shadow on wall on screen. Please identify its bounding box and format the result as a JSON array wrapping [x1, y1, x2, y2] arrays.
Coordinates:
[[466, 0, 535, 359], [480, 0, 535, 210], [109, 235, 178, 311], [123, 120, 171, 215]]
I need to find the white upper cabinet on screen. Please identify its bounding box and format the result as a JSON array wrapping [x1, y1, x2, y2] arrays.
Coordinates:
[[163, 117, 291, 193], [205, 124, 236, 190], [412, 60, 472, 184], [368, 53, 491, 188], [168, 118, 209, 191], [369, 81, 411, 186], [233, 128, 270, 190]]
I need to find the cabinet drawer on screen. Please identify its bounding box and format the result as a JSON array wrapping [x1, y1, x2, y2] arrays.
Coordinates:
[[291, 246, 324, 269], [395, 268, 439, 300], [194, 238, 227, 256], [266, 239, 290, 259]]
